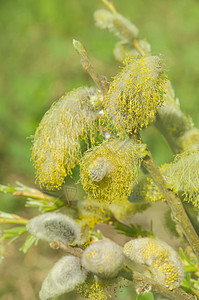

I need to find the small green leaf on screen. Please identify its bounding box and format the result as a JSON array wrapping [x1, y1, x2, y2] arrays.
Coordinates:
[[136, 292, 154, 300], [115, 222, 154, 238], [20, 235, 39, 253], [91, 229, 104, 240], [0, 184, 15, 194], [2, 226, 26, 243]]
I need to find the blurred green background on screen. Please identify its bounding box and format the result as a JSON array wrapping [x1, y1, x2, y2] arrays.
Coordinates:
[[0, 0, 199, 299], [1, 0, 199, 187]]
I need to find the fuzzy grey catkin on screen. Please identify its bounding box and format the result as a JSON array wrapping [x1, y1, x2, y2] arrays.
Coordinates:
[[81, 240, 124, 278], [39, 256, 87, 300], [26, 213, 81, 245], [161, 150, 199, 207]]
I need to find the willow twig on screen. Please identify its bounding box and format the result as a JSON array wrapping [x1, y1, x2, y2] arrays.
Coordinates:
[[50, 240, 83, 259], [51, 238, 195, 300], [120, 267, 196, 300], [13, 189, 53, 201], [102, 0, 117, 14], [132, 270, 196, 300], [73, 39, 109, 95], [141, 150, 199, 257], [0, 216, 29, 225]]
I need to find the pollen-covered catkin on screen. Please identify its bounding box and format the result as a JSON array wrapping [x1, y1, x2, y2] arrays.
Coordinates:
[[103, 56, 166, 136], [39, 256, 87, 300], [161, 150, 199, 207], [80, 138, 146, 204], [123, 238, 184, 289], [81, 240, 124, 278], [32, 87, 100, 190], [26, 213, 81, 245]]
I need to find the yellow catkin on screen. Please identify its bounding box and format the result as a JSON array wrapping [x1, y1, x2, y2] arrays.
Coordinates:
[[77, 276, 123, 300], [161, 150, 199, 207], [123, 238, 184, 289], [102, 56, 166, 137], [132, 175, 164, 203], [78, 199, 112, 229], [32, 87, 100, 190], [152, 258, 181, 289], [80, 138, 146, 204]]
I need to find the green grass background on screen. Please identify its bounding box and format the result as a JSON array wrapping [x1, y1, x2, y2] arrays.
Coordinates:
[[1, 0, 199, 186], [0, 0, 199, 298]]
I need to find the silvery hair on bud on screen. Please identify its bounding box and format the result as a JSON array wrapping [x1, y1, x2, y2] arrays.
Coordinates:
[[81, 240, 124, 278], [94, 9, 139, 42], [26, 213, 81, 245], [39, 256, 87, 300], [88, 158, 109, 182]]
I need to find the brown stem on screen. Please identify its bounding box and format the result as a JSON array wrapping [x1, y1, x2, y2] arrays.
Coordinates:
[[142, 151, 199, 257], [50, 241, 83, 259], [132, 270, 196, 300]]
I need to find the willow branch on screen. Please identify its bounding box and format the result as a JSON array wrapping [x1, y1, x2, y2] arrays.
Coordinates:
[[132, 270, 196, 300], [73, 39, 109, 95], [102, 0, 117, 14], [120, 267, 195, 300], [50, 238, 195, 300], [141, 150, 199, 257], [13, 190, 53, 201]]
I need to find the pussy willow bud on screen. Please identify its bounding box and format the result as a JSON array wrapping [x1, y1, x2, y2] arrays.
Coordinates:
[[178, 128, 199, 152], [88, 158, 109, 182], [114, 40, 151, 62], [94, 9, 139, 42], [80, 138, 146, 204], [81, 240, 124, 278], [32, 87, 100, 190], [103, 56, 166, 136], [39, 256, 87, 300], [123, 238, 184, 289], [26, 213, 81, 245], [161, 150, 199, 207]]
